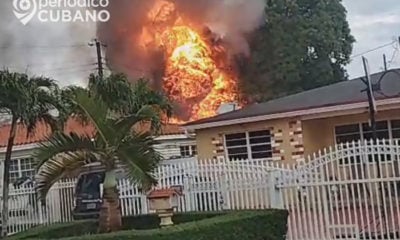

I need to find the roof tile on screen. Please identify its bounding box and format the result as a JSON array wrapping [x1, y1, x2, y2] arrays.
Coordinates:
[[0, 120, 185, 148], [185, 69, 400, 127]]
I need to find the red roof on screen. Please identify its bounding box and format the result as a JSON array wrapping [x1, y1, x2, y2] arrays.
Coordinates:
[[133, 123, 185, 136], [0, 120, 185, 148], [147, 188, 182, 199], [0, 119, 95, 147]]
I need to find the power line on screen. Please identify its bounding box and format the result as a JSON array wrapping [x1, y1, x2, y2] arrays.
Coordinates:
[[3, 63, 96, 71], [2, 60, 94, 67], [47, 69, 94, 76], [0, 44, 88, 50], [39, 68, 95, 74], [351, 40, 397, 59], [387, 42, 400, 68]]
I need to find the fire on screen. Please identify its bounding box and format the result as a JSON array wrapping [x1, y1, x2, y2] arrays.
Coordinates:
[[140, 0, 240, 122]]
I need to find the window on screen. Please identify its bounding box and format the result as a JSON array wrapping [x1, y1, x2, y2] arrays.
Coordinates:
[[335, 124, 361, 144], [225, 133, 248, 160], [225, 130, 272, 161], [9, 158, 35, 183], [179, 145, 197, 157], [335, 120, 399, 165], [335, 120, 397, 144], [192, 145, 197, 155], [362, 121, 389, 140], [392, 120, 400, 138], [9, 159, 20, 183]]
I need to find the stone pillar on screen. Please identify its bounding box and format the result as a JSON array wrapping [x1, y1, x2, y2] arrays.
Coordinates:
[[211, 134, 225, 160], [271, 127, 285, 161], [289, 120, 305, 163]]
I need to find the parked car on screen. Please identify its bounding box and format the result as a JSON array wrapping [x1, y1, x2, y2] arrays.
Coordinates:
[[72, 169, 126, 220], [72, 171, 105, 220]]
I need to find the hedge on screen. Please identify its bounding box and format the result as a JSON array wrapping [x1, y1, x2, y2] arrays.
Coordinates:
[[11, 210, 288, 240], [11, 212, 224, 239]]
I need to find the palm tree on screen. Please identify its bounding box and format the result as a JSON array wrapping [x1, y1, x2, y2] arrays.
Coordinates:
[[88, 73, 172, 130], [0, 70, 60, 237], [34, 89, 162, 233]]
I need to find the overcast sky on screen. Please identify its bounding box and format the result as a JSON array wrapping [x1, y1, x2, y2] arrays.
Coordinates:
[[343, 0, 400, 78], [0, 0, 399, 86]]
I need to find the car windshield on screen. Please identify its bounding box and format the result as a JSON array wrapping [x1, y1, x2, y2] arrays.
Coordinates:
[[76, 172, 105, 199]]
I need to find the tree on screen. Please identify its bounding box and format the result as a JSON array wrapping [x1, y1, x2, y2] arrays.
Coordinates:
[[88, 73, 172, 130], [59, 73, 172, 131], [238, 0, 355, 102], [0, 70, 60, 237], [34, 89, 162, 233]]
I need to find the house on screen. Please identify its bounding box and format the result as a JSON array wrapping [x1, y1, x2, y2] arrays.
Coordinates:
[[184, 69, 400, 163], [0, 119, 197, 189]]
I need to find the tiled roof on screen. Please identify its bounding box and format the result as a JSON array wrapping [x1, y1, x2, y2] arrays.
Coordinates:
[[160, 124, 185, 135], [0, 119, 95, 147], [0, 119, 185, 148], [133, 123, 185, 136], [185, 69, 400, 127], [147, 188, 182, 199]]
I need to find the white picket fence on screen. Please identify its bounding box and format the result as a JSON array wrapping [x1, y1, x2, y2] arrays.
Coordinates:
[[2, 139, 400, 239], [279, 139, 400, 240], [2, 179, 76, 234]]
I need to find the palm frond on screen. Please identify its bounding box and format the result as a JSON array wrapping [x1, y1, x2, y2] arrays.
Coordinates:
[[88, 73, 132, 113], [35, 131, 97, 170], [0, 70, 61, 136], [130, 79, 173, 117], [58, 86, 89, 126], [116, 133, 161, 190], [36, 151, 101, 200], [113, 105, 159, 139], [29, 76, 57, 89], [73, 89, 114, 146]]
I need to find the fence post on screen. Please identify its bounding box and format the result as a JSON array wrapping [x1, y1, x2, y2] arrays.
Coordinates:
[[219, 172, 229, 210], [38, 197, 44, 225], [140, 194, 148, 215], [268, 170, 284, 209]]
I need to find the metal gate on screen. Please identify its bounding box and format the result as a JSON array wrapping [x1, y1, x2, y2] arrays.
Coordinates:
[[277, 140, 400, 240]]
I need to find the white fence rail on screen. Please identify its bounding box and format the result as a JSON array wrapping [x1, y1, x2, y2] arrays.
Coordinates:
[[2, 140, 400, 240], [1, 179, 76, 234], [280, 140, 400, 240]]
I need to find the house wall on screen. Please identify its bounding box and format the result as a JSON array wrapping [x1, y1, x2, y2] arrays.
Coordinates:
[[154, 137, 196, 160], [302, 109, 400, 156], [0, 136, 197, 191], [0, 145, 37, 190], [195, 108, 400, 163], [195, 117, 304, 163]]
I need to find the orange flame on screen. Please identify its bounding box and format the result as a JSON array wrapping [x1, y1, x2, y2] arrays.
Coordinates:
[[140, 0, 240, 123]]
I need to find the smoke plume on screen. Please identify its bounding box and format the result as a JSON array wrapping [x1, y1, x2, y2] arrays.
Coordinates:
[[0, 2, 95, 87], [97, 0, 266, 84]]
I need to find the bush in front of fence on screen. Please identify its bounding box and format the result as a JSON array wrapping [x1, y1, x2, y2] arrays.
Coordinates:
[[11, 210, 288, 240], [11, 212, 220, 239]]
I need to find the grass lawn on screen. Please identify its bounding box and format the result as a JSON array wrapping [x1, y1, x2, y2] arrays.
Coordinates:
[[10, 210, 288, 240]]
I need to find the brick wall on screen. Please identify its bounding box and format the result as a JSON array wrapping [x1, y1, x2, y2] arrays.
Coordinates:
[[288, 120, 305, 163]]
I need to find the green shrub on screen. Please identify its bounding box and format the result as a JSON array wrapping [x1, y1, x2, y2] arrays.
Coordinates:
[[11, 210, 288, 240], [10, 212, 224, 239], [9, 220, 97, 240], [121, 212, 223, 230]]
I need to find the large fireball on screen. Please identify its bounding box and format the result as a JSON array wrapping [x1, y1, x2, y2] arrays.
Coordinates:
[[140, 0, 240, 122]]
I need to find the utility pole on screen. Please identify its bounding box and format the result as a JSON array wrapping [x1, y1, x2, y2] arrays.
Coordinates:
[[89, 39, 105, 79], [362, 57, 377, 140], [383, 54, 388, 71], [362, 57, 387, 237]]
